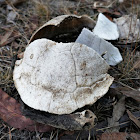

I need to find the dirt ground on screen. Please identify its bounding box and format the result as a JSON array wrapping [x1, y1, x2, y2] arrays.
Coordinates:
[[0, 0, 140, 139]]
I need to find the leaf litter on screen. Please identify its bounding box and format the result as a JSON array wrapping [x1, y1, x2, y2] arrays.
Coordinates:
[[115, 86, 140, 102], [0, 89, 54, 132], [0, 30, 13, 46], [127, 110, 140, 128], [0, 0, 140, 139], [97, 132, 140, 140], [107, 96, 125, 132]]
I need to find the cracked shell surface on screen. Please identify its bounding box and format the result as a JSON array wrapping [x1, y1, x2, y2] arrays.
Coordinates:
[[13, 39, 114, 114]]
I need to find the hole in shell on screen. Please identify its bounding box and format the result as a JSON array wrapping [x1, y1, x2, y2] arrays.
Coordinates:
[[29, 16, 95, 43], [85, 110, 91, 118]]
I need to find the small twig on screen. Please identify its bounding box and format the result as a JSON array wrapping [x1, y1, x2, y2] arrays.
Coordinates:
[[76, 132, 81, 140], [88, 130, 91, 140], [121, 78, 140, 81], [114, 80, 137, 91], [96, 117, 140, 132]]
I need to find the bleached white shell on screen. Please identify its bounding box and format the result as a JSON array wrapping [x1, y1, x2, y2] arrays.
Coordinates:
[[76, 28, 122, 66], [93, 13, 119, 40], [13, 39, 114, 114]]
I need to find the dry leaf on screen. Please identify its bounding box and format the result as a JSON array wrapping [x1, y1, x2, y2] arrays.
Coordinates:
[[104, 14, 113, 21], [0, 30, 21, 47], [107, 96, 125, 132], [127, 110, 140, 128], [97, 132, 140, 140], [0, 89, 53, 132], [117, 87, 140, 102], [0, 30, 13, 46], [96, 8, 121, 18]]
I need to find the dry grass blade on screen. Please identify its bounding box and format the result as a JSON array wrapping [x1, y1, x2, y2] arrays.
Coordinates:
[[127, 110, 140, 128]]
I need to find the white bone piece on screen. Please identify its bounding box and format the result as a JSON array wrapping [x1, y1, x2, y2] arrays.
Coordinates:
[[76, 28, 122, 66], [93, 13, 119, 40]]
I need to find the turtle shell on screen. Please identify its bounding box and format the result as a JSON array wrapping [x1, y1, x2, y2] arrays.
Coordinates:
[[13, 38, 113, 114]]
